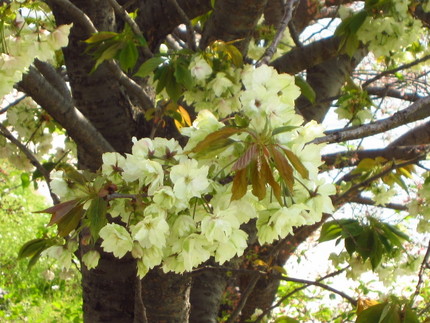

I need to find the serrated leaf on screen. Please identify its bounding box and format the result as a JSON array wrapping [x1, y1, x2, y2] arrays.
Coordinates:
[[174, 60, 194, 89], [251, 159, 266, 200], [232, 144, 258, 171], [165, 69, 183, 103], [319, 222, 343, 242], [57, 203, 85, 237], [295, 76, 316, 104], [369, 231, 383, 269], [18, 238, 56, 269], [118, 42, 138, 71], [191, 127, 243, 154], [84, 197, 108, 240], [36, 199, 82, 226], [84, 31, 118, 44], [270, 146, 294, 191], [356, 303, 386, 323], [135, 56, 165, 78], [281, 147, 309, 179], [231, 168, 248, 201]]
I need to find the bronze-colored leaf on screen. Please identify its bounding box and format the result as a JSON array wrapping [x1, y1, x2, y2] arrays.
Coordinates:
[[232, 144, 258, 171], [280, 146, 309, 179], [231, 168, 248, 201], [191, 127, 243, 154], [251, 159, 266, 201], [270, 146, 294, 191], [262, 157, 282, 205], [36, 199, 82, 226], [57, 203, 85, 237]]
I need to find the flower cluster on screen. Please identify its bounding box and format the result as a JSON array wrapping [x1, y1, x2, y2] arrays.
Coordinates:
[[0, 3, 72, 98], [47, 60, 334, 277]]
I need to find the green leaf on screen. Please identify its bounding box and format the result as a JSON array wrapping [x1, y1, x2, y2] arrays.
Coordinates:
[[84, 197, 108, 241], [345, 236, 356, 255], [191, 127, 243, 154], [135, 56, 165, 78], [155, 65, 170, 94], [57, 203, 85, 237], [84, 31, 118, 44], [356, 228, 373, 261], [274, 316, 300, 323], [92, 42, 123, 72], [118, 42, 138, 71], [319, 222, 343, 242], [295, 76, 316, 104], [356, 303, 386, 323], [21, 172, 30, 188], [369, 231, 383, 269], [403, 305, 420, 323], [165, 68, 183, 102], [272, 125, 298, 136], [32, 162, 56, 180], [174, 60, 194, 89], [18, 238, 56, 269]]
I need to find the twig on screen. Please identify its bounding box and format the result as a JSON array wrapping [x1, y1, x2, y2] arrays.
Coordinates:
[[106, 0, 153, 57], [333, 156, 425, 206], [253, 267, 351, 323], [350, 195, 408, 211], [0, 123, 60, 204], [134, 277, 148, 323], [226, 272, 260, 323], [311, 96, 430, 145], [257, 0, 299, 67], [167, 0, 197, 51], [362, 54, 430, 88], [0, 94, 27, 114], [412, 239, 430, 305]]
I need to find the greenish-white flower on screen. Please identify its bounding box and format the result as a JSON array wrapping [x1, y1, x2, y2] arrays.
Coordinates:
[[170, 159, 210, 201], [82, 250, 100, 270], [99, 223, 133, 258]]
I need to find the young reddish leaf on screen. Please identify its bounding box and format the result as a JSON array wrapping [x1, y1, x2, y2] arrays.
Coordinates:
[[231, 168, 248, 201], [251, 159, 266, 201], [270, 146, 294, 191], [36, 199, 82, 226], [192, 127, 243, 154], [57, 203, 85, 237], [280, 147, 309, 179], [232, 144, 258, 171], [262, 157, 282, 205]]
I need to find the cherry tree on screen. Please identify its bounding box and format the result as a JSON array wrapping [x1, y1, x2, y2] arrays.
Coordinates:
[[1, 0, 430, 321]]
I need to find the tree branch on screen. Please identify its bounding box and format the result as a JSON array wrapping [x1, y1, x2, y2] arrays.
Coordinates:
[[19, 66, 115, 155], [257, 0, 299, 66], [34, 59, 71, 101], [412, 239, 430, 304], [366, 86, 422, 102], [226, 273, 260, 323], [167, 0, 197, 51], [322, 145, 430, 168], [350, 195, 408, 211], [0, 123, 60, 204], [312, 96, 430, 145], [362, 54, 430, 88], [47, 0, 154, 110]]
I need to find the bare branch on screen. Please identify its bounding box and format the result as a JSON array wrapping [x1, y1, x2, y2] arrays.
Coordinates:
[[0, 95, 27, 114], [366, 86, 422, 102], [412, 239, 430, 304], [46, 0, 97, 34], [167, 0, 197, 51], [322, 145, 430, 168], [362, 54, 430, 88], [350, 195, 408, 211], [226, 273, 260, 323], [312, 96, 430, 145], [257, 0, 299, 66], [0, 123, 60, 205]]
